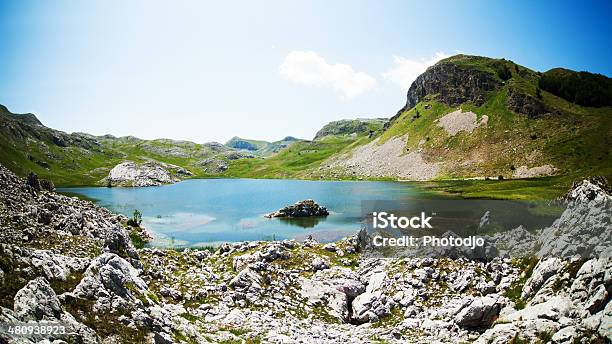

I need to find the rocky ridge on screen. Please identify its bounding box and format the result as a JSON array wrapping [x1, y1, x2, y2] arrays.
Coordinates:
[[0, 163, 610, 343], [313, 119, 386, 140]]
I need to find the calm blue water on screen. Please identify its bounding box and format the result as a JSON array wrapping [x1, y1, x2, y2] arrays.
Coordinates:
[[61, 179, 427, 246]]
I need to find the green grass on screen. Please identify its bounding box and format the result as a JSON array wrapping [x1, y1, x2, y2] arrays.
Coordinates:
[[421, 175, 574, 200], [128, 229, 147, 249], [504, 256, 539, 309]]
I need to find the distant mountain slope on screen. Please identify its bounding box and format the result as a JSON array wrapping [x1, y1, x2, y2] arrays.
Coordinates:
[[225, 136, 269, 151], [0, 105, 253, 186], [223, 118, 384, 179], [225, 136, 302, 157]]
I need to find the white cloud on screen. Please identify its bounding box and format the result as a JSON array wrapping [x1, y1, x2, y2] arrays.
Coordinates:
[[279, 51, 377, 99], [382, 52, 450, 90]]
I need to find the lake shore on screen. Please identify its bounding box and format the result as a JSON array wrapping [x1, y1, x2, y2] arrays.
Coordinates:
[[1, 163, 610, 343]]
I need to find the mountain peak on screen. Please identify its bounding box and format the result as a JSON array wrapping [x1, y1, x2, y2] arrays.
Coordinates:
[[0, 104, 43, 126]]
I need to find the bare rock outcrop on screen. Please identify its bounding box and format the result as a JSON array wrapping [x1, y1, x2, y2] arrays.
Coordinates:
[[104, 160, 193, 187], [402, 60, 501, 112], [507, 87, 551, 118], [436, 109, 488, 136], [513, 164, 557, 178], [265, 199, 329, 218]]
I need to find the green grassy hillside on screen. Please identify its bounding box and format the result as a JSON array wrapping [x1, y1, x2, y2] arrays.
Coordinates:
[[225, 56, 610, 188], [377, 55, 611, 181], [313, 118, 386, 140], [226, 136, 303, 157], [0, 106, 250, 186]]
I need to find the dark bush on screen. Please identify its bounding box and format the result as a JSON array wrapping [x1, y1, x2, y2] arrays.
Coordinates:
[[491, 61, 512, 81], [40, 179, 55, 192], [539, 68, 612, 107], [26, 172, 41, 191]]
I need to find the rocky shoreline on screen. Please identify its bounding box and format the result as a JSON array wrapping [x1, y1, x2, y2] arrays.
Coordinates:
[[0, 163, 610, 343]]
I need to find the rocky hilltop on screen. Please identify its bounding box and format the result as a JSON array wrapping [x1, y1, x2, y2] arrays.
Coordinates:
[[402, 58, 502, 112], [397, 55, 553, 119], [0, 162, 610, 343], [313, 119, 386, 140], [316, 55, 611, 181]]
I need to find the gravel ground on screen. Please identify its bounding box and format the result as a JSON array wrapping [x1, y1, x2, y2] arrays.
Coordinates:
[[328, 135, 440, 180]]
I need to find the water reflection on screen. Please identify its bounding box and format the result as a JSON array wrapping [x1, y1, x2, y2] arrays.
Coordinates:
[[274, 215, 327, 228]]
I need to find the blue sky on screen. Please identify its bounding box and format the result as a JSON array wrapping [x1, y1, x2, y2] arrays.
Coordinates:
[[1, 0, 610, 143]]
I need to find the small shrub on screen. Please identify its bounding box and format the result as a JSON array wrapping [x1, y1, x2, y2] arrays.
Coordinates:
[[40, 179, 55, 192], [537, 331, 553, 343], [26, 172, 41, 191], [127, 209, 142, 227], [492, 60, 512, 81], [536, 87, 542, 99], [129, 230, 146, 249]]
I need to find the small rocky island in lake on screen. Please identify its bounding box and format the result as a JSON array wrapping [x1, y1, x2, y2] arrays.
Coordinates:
[[265, 199, 329, 218]]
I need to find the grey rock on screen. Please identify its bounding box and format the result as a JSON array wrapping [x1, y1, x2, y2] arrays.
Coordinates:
[[584, 284, 608, 313], [229, 267, 265, 289], [14, 277, 62, 321], [70, 253, 148, 313], [521, 258, 563, 299], [454, 295, 503, 328], [265, 199, 329, 218], [507, 87, 550, 118], [551, 326, 578, 343], [475, 323, 519, 344], [105, 161, 192, 187], [312, 258, 329, 272]]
